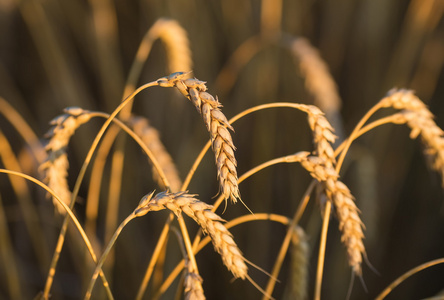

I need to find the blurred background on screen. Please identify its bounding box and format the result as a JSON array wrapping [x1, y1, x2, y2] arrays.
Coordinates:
[[0, 0, 444, 299]]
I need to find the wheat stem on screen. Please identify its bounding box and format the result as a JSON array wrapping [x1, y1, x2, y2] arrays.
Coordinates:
[[177, 215, 200, 275], [0, 130, 50, 269], [263, 180, 316, 299], [315, 200, 332, 300], [85, 126, 119, 253], [375, 258, 444, 300], [84, 214, 135, 300], [0, 97, 46, 163], [135, 214, 174, 300], [0, 169, 113, 299], [0, 194, 22, 299], [336, 102, 384, 171], [334, 114, 407, 157]]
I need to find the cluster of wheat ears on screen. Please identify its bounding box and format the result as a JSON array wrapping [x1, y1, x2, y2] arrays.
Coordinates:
[[1, 16, 444, 300]]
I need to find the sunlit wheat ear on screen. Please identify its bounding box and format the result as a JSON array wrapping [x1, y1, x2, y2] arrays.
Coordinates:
[[283, 225, 309, 300], [129, 116, 182, 192], [299, 104, 337, 167], [39, 107, 92, 214], [135, 191, 248, 279], [148, 18, 192, 73], [292, 151, 365, 276], [184, 260, 206, 300], [379, 88, 444, 186], [157, 72, 241, 204]]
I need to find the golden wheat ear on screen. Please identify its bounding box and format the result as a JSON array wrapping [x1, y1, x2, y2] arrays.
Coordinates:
[[136, 190, 248, 279], [128, 115, 182, 192], [379, 89, 444, 186], [40, 107, 92, 214], [157, 73, 241, 205]]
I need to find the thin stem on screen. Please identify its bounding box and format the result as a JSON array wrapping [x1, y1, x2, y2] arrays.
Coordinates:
[[375, 258, 444, 300], [336, 103, 383, 172], [314, 200, 332, 300], [43, 81, 158, 299], [0, 97, 46, 163], [263, 180, 316, 299], [0, 130, 50, 269], [85, 126, 119, 253], [177, 216, 199, 273], [84, 214, 135, 300], [135, 215, 174, 300], [334, 114, 406, 157], [86, 112, 171, 187], [0, 193, 22, 300], [0, 169, 113, 299]]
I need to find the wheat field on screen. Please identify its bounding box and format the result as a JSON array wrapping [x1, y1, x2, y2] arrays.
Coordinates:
[[0, 0, 444, 299]]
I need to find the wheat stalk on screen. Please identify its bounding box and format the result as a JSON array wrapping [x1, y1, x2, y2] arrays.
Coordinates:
[[39, 107, 92, 214], [135, 190, 248, 279], [157, 73, 241, 204], [379, 89, 444, 185]]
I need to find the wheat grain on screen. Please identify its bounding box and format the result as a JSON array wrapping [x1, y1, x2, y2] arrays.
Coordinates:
[[129, 116, 182, 192], [380, 89, 444, 186], [135, 191, 248, 279], [157, 73, 241, 204], [39, 107, 92, 214]]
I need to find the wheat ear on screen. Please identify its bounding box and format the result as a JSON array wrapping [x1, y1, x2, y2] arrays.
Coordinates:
[[283, 225, 309, 300], [184, 261, 206, 300], [39, 107, 92, 214], [292, 151, 365, 276], [157, 72, 240, 204], [379, 88, 444, 186], [299, 106, 366, 275], [129, 116, 182, 192], [290, 38, 344, 138], [135, 191, 248, 279], [148, 18, 193, 73]]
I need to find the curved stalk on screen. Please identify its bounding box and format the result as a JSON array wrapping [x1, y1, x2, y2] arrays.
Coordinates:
[[0, 169, 113, 299]]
